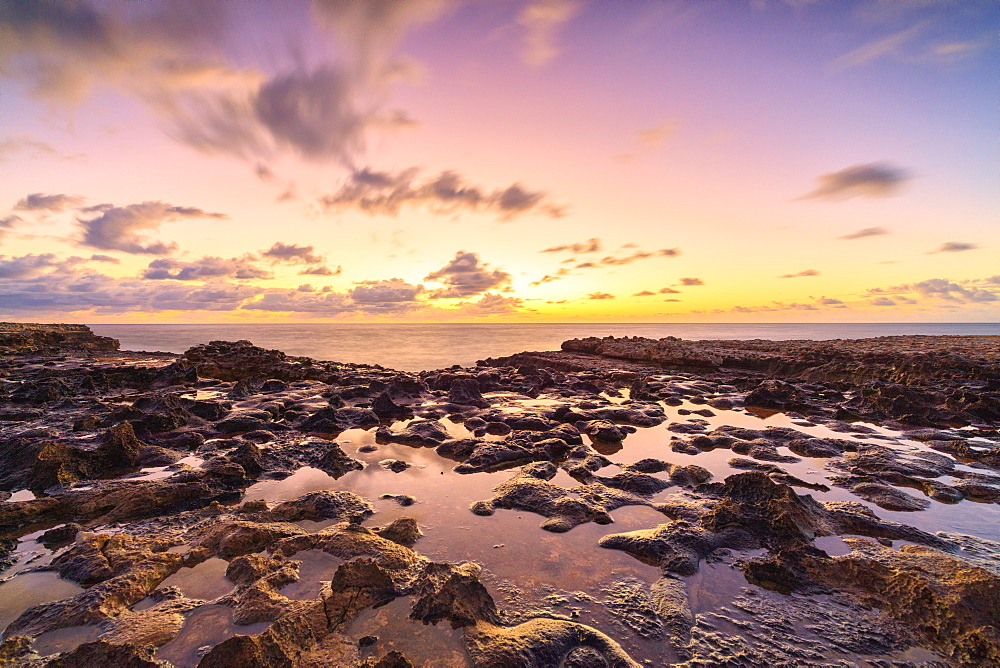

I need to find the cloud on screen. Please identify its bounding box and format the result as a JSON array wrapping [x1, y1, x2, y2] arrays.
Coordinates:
[[241, 290, 353, 314], [0, 0, 232, 104], [13, 193, 86, 212], [866, 283, 912, 296], [832, 22, 927, 71], [319, 167, 564, 220], [0, 252, 263, 315], [76, 201, 226, 255], [0, 215, 23, 240], [89, 254, 119, 263], [638, 120, 680, 146], [243, 279, 424, 316], [588, 292, 615, 300], [348, 278, 423, 304], [818, 297, 844, 306], [452, 293, 524, 316], [255, 68, 366, 162], [141, 256, 271, 281], [839, 226, 889, 240], [311, 0, 446, 80], [531, 246, 680, 287], [159, 0, 448, 168], [0, 253, 65, 279], [166, 65, 407, 167], [300, 265, 342, 276], [870, 297, 897, 306], [540, 238, 601, 253], [633, 290, 656, 296], [424, 251, 511, 298], [800, 163, 910, 200], [928, 241, 979, 254], [261, 242, 325, 265], [659, 287, 680, 294], [866, 276, 999, 306], [1, 1, 438, 169], [912, 278, 997, 303], [678, 277, 703, 286], [528, 267, 571, 287], [517, 0, 580, 67], [779, 269, 819, 278], [597, 249, 680, 266], [0, 137, 61, 161]]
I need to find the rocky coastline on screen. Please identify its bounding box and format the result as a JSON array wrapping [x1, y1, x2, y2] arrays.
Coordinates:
[[0, 324, 998, 666]]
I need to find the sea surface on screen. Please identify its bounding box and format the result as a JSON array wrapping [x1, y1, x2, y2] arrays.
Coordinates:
[[88, 322, 1000, 372]]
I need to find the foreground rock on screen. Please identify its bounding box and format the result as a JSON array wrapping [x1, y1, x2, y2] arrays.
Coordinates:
[[0, 329, 997, 666]]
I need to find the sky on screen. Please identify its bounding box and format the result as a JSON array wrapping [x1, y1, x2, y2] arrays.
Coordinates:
[[0, 0, 997, 324]]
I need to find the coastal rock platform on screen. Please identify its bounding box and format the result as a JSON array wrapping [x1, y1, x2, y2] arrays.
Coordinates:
[[0, 330, 997, 666]]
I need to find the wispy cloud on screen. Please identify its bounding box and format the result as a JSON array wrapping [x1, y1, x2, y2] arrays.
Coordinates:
[[14, 193, 86, 212], [348, 278, 423, 305], [261, 242, 325, 265], [0, 215, 23, 240], [319, 168, 564, 220], [453, 293, 524, 316], [531, 246, 681, 286], [593, 249, 680, 266], [638, 120, 680, 147], [839, 226, 889, 240], [77, 201, 227, 255], [517, 0, 580, 67], [927, 241, 979, 254], [800, 163, 910, 200], [142, 256, 270, 281], [540, 238, 601, 253], [0, 0, 443, 171], [300, 264, 342, 277], [618, 119, 681, 161], [912, 278, 996, 303], [587, 292, 615, 300], [0, 137, 77, 162], [832, 21, 928, 71], [678, 277, 703, 286], [865, 276, 998, 305], [779, 269, 819, 278]]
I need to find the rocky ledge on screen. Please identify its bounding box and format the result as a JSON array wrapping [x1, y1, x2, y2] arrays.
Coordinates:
[[0, 324, 118, 356], [483, 334, 1000, 429], [0, 331, 997, 666]]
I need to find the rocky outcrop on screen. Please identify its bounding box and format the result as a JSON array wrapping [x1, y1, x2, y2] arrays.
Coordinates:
[[0, 332, 996, 665], [0, 323, 118, 355]]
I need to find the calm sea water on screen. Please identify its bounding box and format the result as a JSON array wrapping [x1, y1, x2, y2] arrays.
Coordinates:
[[88, 323, 1000, 372]]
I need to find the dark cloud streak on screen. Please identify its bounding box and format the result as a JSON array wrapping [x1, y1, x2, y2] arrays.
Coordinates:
[[800, 163, 910, 200], [319, 168, 564, 221]]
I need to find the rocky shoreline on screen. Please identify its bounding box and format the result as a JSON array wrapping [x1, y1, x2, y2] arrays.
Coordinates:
[[0, 324, 998, 666]]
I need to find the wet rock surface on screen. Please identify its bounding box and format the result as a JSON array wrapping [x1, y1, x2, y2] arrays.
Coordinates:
[[0, 332, 997, 666]]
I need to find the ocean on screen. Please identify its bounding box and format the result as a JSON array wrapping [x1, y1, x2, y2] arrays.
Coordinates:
[[87, 322, 1000, 372]]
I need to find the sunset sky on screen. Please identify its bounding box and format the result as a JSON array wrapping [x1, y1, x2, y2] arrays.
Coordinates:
[[1, 0, 997, 323]]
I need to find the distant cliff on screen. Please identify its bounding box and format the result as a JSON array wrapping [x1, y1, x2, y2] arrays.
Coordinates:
[[0, 323, 119, 355]]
